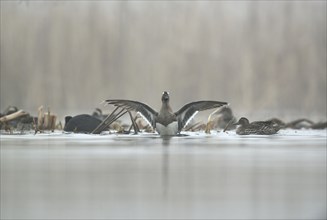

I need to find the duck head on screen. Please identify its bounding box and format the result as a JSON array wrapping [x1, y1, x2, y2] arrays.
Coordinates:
[[233, 117, 250, 126], [161, 91, 170, 103]]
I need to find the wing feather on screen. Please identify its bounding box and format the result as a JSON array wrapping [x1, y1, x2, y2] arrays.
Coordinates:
[[175, 101, 228, 131], [104, 100, 158, 128]]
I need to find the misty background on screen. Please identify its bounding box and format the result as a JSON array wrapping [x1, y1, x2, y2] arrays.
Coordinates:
[[1, 1, 326, 122]]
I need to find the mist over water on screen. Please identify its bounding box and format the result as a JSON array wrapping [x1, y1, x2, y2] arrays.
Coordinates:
[[1, 1, 326, 121]]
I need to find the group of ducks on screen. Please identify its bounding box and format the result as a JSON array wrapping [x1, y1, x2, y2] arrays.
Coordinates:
[[2, 91, 326, 136], [101, 91, 326, 136]]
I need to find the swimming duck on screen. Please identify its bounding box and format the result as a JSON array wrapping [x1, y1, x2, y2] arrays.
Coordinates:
[[104, 91, 228, 136], [233, 117, 280, 135]]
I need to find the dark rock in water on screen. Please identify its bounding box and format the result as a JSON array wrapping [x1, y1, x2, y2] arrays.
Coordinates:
[[64, 114, 102, 133]]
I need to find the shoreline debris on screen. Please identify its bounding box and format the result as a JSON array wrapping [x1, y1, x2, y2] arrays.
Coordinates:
[[34, 106, 57, 134], [0, 109, 29, 123]]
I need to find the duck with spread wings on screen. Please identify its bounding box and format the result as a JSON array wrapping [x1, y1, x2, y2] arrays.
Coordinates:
[[104, 91, 228, 136]]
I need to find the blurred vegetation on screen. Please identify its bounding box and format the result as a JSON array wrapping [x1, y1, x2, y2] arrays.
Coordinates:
[[1, 1, 326, 120]]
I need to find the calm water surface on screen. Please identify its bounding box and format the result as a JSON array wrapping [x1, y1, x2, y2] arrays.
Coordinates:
[[1, 131, 326, 219]]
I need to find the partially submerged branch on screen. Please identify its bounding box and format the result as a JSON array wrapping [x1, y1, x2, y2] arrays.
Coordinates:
[[0, 110, 29, 123]]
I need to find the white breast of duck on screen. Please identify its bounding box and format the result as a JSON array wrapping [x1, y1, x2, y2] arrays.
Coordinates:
[[155, 101, 179, 136], [156, 121, 179, 136]]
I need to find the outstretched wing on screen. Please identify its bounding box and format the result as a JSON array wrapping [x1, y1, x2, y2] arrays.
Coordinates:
[[175, 101, 228, 131], [104, 100, 158, 128]]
